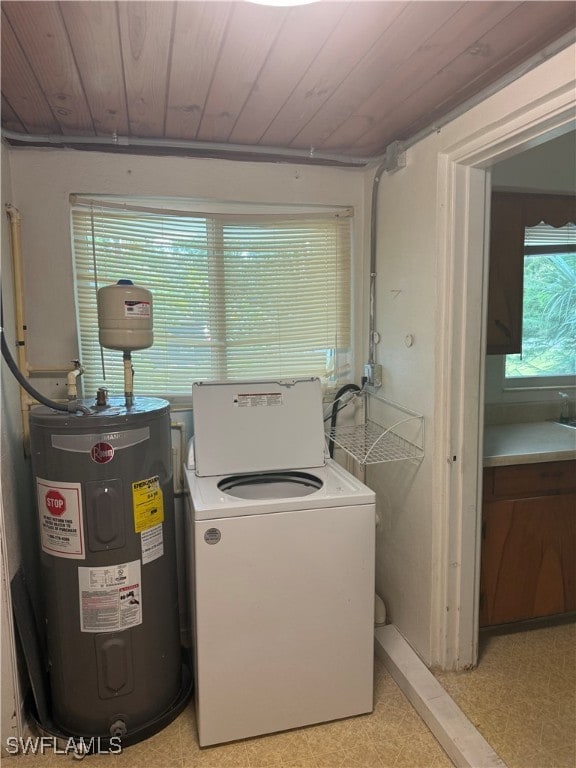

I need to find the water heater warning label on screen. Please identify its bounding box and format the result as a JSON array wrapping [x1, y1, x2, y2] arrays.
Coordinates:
[[78, 560, 142, 633], [132, 476, 164, 533], [141, 524, 163, 564], [37, 478, 85, 559]]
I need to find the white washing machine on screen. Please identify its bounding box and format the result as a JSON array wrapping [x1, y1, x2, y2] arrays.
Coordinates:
[[184, 378, 375, 747]]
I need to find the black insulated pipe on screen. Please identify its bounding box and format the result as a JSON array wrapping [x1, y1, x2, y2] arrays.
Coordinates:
[[327, 383, 363, 459], [1, 328, 69, 412], [1, 289, 87, 413]]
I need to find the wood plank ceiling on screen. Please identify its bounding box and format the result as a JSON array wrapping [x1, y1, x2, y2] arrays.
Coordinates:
[[2, 1, 575, 165]]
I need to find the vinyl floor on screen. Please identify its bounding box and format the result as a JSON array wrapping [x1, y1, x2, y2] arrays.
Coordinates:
[[5, 621, 574, 768], [435, 620, 576, 768]]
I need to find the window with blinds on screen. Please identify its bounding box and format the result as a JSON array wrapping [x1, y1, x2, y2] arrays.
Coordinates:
[[505, 222, 576, 383], [71, 199, 353, 398]]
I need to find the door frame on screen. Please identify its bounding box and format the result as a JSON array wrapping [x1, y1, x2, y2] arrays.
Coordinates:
[[433, 77, 576, 670]]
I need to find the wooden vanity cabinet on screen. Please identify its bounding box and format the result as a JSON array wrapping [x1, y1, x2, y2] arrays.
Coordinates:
[[486, 192, 576, 355], [479, 460, 576, 627]]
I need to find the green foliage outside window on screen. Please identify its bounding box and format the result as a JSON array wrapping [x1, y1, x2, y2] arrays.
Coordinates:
[[506, 223, 575, 380]]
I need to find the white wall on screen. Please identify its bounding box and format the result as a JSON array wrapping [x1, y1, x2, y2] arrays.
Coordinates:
[[368, 43, 575, 665], [366, 134, 440, 658], [1, 141, 27, 749], [492, 130, 576, 193], [7, 150, 368, 390]]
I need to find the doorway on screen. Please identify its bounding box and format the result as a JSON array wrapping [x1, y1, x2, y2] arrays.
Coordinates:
[[434, 77, 575, 670]]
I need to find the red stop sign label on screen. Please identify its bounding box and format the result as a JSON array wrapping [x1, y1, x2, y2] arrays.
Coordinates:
[[45, 489, 66, 516]]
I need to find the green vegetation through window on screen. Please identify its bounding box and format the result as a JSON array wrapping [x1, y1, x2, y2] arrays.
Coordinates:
[[505, 223, 576, 383]]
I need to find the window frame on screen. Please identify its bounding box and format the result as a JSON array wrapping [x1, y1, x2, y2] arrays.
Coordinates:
[[503, 220, 576, 390], [70, 196, 355, 403]]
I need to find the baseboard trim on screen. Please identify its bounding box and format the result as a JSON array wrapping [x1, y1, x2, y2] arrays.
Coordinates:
[[375, 625, 507, 768]]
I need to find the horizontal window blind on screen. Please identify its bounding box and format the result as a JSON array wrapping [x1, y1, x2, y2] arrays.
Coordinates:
[[524, 222, 576, 255], [71, 200, 352, 397]]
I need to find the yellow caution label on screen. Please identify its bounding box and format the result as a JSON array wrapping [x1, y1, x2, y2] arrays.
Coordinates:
[[132, 476, 164, 533]]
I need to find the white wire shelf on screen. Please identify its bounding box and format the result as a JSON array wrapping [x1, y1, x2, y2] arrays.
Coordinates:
[[326, 394, 424, 466]]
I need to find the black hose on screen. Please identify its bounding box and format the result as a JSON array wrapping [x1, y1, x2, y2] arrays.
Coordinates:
[[327, 383, 363, 459], [1, 329, 70, 412], [0, 286, 71, 412]]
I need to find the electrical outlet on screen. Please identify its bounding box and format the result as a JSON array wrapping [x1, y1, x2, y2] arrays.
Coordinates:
[[363, 363, 383, 389]]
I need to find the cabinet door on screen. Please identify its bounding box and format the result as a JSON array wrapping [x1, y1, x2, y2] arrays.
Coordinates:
[[480, 493, 576, 626], [486, 192, 576, 355], [486, 194, 524, 354]]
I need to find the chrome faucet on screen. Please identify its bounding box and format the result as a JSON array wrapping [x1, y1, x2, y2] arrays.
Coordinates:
[[559, 391, 570, 423]]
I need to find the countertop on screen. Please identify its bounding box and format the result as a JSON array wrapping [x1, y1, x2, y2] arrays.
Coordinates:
[[483, 421, 576, 467]]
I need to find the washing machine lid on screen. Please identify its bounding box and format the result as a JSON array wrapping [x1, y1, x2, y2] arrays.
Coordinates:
[[192, 378, 326, 476]]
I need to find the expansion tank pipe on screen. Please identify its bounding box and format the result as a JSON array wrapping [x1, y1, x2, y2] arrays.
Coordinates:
[[123, 351, 134, 409]]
